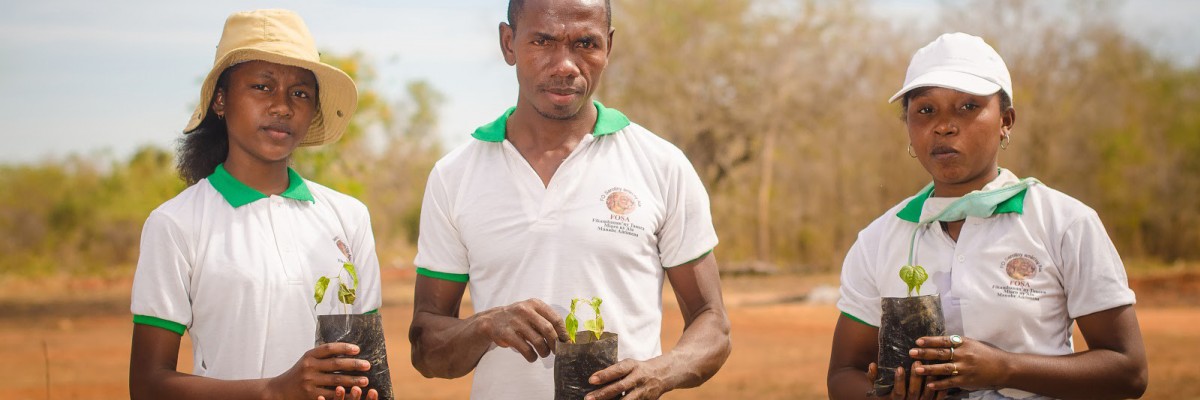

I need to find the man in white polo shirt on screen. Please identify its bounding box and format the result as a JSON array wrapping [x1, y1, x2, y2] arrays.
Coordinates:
[[408, 0, 732, 399]]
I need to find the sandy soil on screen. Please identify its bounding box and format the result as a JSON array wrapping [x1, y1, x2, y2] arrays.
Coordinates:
[[3, 270, 1197, 399]]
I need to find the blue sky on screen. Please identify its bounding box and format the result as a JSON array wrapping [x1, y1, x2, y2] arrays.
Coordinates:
[[1, 0, 1198, 164]]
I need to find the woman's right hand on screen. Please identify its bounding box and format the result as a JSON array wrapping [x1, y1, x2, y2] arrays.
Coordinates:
[[267, 342, 376, 400], [866, 362, 947, 400]]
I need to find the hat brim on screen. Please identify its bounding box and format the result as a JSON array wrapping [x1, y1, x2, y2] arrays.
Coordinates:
[[184, 48, 358, 147], [888, 70, 1002, 103]]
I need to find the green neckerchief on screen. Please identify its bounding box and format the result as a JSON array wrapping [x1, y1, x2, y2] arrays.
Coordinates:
[[897, 169, 1040, 265], [471, 100, 631, 142], [207, 163, 314, 208]]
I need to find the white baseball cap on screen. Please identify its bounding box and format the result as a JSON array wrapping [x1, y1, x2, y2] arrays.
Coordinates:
[[888, 32, 1012, 104]]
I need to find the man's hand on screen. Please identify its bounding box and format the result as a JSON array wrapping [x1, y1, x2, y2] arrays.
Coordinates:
[[584, 356, 675, 400], [267, 343, 374, 400], [473, 298, 570, 362]]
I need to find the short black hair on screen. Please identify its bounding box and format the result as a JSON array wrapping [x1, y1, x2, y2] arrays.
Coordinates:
[[507, 0, 612, 31]]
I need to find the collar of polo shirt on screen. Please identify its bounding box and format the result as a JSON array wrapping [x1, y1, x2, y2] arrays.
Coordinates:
[[470, 100, 632, 142], [895, 171, 1028, 223], [207, 163, 315, 208]]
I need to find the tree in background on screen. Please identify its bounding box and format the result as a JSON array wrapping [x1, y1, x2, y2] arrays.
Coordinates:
[[2, 1, 1199, 277], [0, 51, 443, 276], [601, 0, 1200, 272]]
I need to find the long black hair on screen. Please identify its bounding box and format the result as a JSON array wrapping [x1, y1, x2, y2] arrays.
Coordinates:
[[176, 68, 234, 185]]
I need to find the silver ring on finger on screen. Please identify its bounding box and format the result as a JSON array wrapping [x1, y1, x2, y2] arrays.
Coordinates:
[[949, 334, 964, 348], [949, 346, 954, 361]]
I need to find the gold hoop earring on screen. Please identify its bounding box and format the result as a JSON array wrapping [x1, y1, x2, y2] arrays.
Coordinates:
[[1001, 134, 1011, 150], [908, 144, 917, 158]]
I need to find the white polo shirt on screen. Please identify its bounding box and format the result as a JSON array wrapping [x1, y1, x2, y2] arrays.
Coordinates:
[[838, 169, 1135, 399], [414, 101, 718, 399], [131, 164, 382, 380]]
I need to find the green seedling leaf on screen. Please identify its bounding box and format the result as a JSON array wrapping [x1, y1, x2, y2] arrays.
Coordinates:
[[899, 264, 929, 296], [566, 298, 580, 343], [337, 283, 356, 305], [343, 262, 359, 290], [899, 265, 916, 296], [912, 265, 928, 296], [584, 319, 601, 340], [314, 276, 331, 305], [587, 297, 604, 340]]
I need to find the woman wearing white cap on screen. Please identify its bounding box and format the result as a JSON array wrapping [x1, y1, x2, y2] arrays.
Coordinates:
[[129, 10, 382, 400], [827, 33, 1147, 399]]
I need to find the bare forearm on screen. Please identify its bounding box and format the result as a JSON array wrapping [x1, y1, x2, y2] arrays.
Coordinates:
[[131, 369, 269, 400], [828, 367, 875, 400], [661, 308, 731, 390], [409, 311, 492, 378], [1000, 348, 1147, 399]]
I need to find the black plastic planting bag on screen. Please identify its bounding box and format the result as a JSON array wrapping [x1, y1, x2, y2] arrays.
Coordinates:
[[873, 295, 945, 396], [316, 313, 394, 400], [554, 332, 619, 400]]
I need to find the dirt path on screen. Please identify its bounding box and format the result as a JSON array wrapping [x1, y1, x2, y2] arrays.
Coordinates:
[[4, 273, 1197, 399]]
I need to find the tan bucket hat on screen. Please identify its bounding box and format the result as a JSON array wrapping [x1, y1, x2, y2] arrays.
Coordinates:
[[185, 9, 357, 147]]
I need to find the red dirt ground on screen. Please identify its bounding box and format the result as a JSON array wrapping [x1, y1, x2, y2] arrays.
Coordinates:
[[3, 270, 1197, 399]]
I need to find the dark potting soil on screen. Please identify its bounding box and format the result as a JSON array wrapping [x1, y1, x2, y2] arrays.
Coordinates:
[[554, 331, 618, 400], [874, 295, 946, 396], [317, 313, 395, 400]]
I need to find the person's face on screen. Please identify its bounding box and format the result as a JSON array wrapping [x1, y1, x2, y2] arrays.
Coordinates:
[[211, 60, 317, 166], [500, 0, 612, 121], [906, 87, 1014, 194]]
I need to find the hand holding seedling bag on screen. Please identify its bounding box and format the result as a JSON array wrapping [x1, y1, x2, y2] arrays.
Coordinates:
[[314, 263, 395, 400], [556, 297, 618, 400], [873, 179, 1039, 396]]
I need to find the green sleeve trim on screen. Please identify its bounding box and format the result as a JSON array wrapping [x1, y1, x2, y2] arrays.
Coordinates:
[[416, 267, 469, 283], [667, 249, 714, 269], [841, 311, 876, 328], [364, 309, 379, 315], [133, 314, 186, 335]]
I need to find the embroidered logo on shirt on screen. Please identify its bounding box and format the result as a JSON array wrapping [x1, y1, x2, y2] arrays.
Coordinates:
[[592, 187, 646, 238], [333, 236, 353, 263], [992, 253, 1045, 301], [1004, 254, 1040, 280], [604, 187, 640, 215]]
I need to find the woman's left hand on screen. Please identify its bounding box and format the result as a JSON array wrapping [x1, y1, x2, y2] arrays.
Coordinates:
[[909, 335, 1010, 392]]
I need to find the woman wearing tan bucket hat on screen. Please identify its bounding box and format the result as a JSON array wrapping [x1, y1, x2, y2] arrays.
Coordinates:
[[129, 10, 384, 400]]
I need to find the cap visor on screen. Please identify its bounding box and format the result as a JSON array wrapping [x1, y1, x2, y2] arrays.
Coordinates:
[[888, 70, 1002, 103]]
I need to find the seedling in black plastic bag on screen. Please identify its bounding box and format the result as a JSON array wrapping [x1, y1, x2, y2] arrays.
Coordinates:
[[565, 297, 604, 343]]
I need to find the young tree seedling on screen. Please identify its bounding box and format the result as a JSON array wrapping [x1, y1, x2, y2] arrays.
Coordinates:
[[314, 262, 359, 314], [565, 297, 604, 343], [899, 264, 928, 296]]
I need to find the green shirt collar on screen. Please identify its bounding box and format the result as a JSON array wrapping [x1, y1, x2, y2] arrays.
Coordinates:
[[207, 163, 315, 208], [895, 172, 1028, 223], [471, 100, 631, 142]]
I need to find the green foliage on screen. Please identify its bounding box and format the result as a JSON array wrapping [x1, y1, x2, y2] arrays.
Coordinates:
[[565, 297, 605, 343], [899, 265, 929, 297], [5, 6, 1200, 280], [565, 298, 580, 343], [0, 50, 443, 278], [583, 297, 604, 340], [315, 262, 359, 313], [314, 276, 330, 304]]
